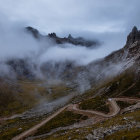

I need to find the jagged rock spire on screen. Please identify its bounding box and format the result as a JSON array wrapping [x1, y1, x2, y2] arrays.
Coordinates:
[[132, 26, 138, 33], [26, 26, 40, 38], [68, 34, 73, 39], [126, 26, 140, 46], [48, 33, 57, 38]]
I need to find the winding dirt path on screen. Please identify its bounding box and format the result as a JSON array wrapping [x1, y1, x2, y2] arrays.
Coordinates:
[[68, 98, 120, 118], [12, 105, 69, 140], [12, 97, 140, 140], [68, 98, 140, 118]]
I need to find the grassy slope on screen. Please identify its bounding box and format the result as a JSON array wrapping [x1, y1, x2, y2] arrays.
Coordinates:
[[45, 85, 73, 101], [0, 80, 43, 117], [0, 64, 139, 139], [35, 68, 140, 139], [79, 96, 110, 113], [34, 111, 88, 136], [0, 79, 76, 139], [99, 69, 140, 98], [0, 79, 73, 117], [43, 110, 140, 140], [0, 114, 49, 140], [77, 67, 140, 101]]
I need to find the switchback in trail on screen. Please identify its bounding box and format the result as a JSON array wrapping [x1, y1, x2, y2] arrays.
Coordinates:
[[11, 97, 140, 140]]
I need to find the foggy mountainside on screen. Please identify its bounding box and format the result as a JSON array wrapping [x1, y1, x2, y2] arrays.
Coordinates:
[[0, 0, 140, 140], [26, 26, 99, 47]]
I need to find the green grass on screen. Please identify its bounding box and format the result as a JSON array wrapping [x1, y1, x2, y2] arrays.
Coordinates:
[[0, 80, 40, 117], [45, 85, 73, 101], [121, 81, 140, 97], [0, 116, 46, 140], [79, 96, 110, 113], [101, 70, 136, 98], [72, 67, 140, 104], [42, 110, 140, 140], [34, 111, 88, 136], [0, 62, 139, 139], [0, 79, 73, 117]]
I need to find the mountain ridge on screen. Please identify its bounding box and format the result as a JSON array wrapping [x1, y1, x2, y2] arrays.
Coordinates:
[[26, 26, 99, 47], [2, 26, 140, 88]]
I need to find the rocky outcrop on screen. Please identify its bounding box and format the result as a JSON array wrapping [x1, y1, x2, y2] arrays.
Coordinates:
[[86, 121, 140, 140], [72, 26, 140, 88], [48, 33, 98, 47], [26, 26, 42, 39], [99, 26, 140, 63], [26, 26, 98, 47], [6, 59, 36, 79], [126, 26, 140, 47]]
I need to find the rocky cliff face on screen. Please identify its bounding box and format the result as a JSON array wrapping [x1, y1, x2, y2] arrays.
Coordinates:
[[26, 26, 41, 39], [126, 26, 140, 47], [48, 33, 98, 47], [62, 26, 140, 88]]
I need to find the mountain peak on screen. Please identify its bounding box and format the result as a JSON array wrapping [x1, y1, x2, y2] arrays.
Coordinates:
[[68, 34, 73, 39], [132, 26, 138, 33], [26, 26, 40, 38], [48, 33, 57, 38], [126, 26, 140, 46]]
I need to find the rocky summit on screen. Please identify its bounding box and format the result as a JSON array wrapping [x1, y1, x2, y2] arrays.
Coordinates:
[[126, 26, 140, 46]]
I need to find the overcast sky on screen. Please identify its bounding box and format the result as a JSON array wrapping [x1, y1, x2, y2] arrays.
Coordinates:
[[0, 0, 140, 49]]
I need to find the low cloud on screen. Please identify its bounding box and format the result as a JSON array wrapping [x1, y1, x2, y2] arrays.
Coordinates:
[[0, 17, 115, 68]]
